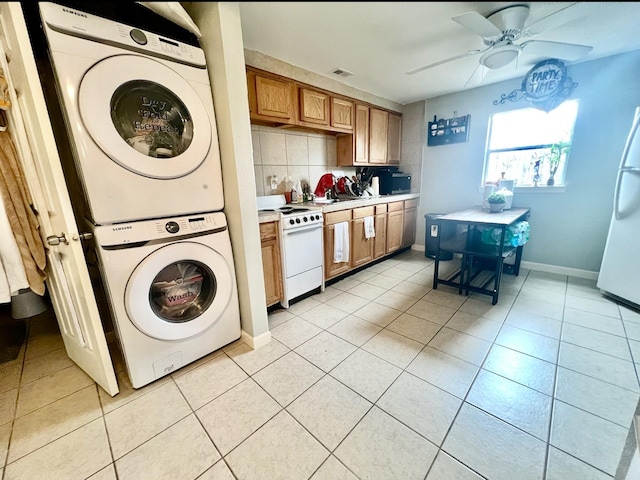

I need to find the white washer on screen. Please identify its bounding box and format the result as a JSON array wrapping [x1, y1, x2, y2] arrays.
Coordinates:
[[39, 2, 225, 225], [92, 211, 240, 388]]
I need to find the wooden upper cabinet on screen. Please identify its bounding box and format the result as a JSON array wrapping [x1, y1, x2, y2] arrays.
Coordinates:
[[331, 97, 354, 131], [247, 70, 296, 124], [387, 113, 402, 164], [354, 104, 370, 164], [299, 87, 330, 126], [369, 108, 388, 164]]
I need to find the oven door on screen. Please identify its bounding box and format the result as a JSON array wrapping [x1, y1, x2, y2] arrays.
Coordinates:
[[282, 223, 323, 278]]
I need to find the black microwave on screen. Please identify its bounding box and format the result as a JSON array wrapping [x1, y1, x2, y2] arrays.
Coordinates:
[[377, 170, 411, 195]]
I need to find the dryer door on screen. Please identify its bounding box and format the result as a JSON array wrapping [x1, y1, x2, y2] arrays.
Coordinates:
[[78, 55, 212, 179], [125, 241, 233, 341]]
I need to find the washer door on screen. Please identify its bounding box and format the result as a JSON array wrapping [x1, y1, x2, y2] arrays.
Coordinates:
[[125, 242, 233, 341], [78, 55, 212, 179]]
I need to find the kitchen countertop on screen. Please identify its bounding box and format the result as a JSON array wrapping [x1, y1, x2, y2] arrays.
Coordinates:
[[257, 193, 420, 223], [316, 193, 420, 213]]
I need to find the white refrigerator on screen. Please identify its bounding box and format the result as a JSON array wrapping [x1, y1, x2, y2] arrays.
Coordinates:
[[597, 106, 640, 307]]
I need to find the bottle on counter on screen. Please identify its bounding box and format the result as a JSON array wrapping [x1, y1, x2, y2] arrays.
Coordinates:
[[285, 176, 293, 203], [293, 181, 303, 203]]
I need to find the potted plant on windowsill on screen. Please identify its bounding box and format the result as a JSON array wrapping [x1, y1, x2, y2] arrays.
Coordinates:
[[486, 193, 506, 213], [546, 141, 571, 186]]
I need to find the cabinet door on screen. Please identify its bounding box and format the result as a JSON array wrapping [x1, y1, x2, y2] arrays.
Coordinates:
[[387, 113, 402, 164], [373, 213, 387, 259], [386, 209, 404, 253], [369, 108, 388, 164], [351, 217, 374, 268], [252, 72, 296, 123], [354, 104, 369, 164], [331, 97, 354, 130], [299, 87, 330, 126], [260, 222, 283, 307], [402, 207, 417, 249], [324, 223, 352, 279], [261, 238, 283, 307]]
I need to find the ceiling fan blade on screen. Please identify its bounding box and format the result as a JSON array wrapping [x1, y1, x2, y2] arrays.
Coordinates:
[[523, 2, 592, 37], [521, 40, 593, 61], [452, 11, 502, 39], [406, 49, 484, 75]]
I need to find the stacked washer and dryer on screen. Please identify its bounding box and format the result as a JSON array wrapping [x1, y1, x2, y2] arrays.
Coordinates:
[[39, 3, 241, 388]]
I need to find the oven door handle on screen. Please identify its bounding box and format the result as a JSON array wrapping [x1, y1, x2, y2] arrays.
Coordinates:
[[283, 224, 323, 235]]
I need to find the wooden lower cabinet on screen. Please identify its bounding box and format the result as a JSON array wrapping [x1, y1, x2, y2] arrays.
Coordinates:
[[322, 199, 418, 281], [324, 210, 352, 280], [386, 202, 404, 253], [373, 204, 387, 259], [351, 207, 375, 268], [260, 222, 283, 307]]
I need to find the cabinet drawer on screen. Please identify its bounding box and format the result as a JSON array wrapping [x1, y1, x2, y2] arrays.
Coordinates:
[[404, 199, 418, 209], [375, 204, 387, 214], [352, 206, 375, 219], [388, 201, 404, 212], [259, 221, 278, 241], [324, 210, 351, 225]]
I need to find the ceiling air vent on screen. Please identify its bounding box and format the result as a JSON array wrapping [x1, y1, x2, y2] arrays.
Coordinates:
[[331, 67, 354, 78]]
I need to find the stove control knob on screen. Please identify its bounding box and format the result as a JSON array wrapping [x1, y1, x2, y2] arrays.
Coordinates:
[[289, 219, 295, 225], [295, 218, 301, 224], [303, 216, 308, 222], [316, 214, 320, 220]]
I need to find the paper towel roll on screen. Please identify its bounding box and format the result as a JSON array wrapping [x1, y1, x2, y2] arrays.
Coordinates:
[[371, 176, 379, 196]]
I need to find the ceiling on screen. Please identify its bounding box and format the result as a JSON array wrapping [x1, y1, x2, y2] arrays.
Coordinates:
[[238, 2, 640, 105]]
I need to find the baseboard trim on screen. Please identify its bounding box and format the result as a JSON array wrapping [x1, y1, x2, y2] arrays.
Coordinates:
[[241, 330, 272, 349], [411, 244, 425, 252], [521, 261, 598, 280]]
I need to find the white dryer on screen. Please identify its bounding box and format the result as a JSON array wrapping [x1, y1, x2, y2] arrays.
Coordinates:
[[92, 211, 240, 388], [39, 2, 224, 225]]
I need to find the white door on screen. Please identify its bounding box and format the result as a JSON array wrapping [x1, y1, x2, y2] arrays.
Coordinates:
[[0, 4, 118, 396]]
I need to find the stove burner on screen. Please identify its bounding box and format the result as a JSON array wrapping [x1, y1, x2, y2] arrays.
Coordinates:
[[279, 207, 310, 214]]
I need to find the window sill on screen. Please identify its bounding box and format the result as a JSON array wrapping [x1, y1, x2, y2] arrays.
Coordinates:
[[513, 185, 566, 193], [477, 185, 566, 194]]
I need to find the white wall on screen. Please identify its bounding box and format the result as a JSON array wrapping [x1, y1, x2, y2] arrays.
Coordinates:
[[185, 2, 270, 346], [417, 50, 640, 272]]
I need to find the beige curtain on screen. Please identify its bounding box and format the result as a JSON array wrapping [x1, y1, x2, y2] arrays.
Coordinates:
[[0, 130, 47, 296]]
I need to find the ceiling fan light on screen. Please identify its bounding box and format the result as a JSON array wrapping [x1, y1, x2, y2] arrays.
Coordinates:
[[480, 44, 522, 69]]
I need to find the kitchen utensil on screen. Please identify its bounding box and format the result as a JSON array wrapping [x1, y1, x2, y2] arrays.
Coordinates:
[[337, 176, 347, 194]]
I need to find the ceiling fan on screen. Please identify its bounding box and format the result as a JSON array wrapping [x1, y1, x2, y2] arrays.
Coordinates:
[[407, 3, 594, 75]]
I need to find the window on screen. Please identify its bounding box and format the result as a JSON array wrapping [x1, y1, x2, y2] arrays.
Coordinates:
[[482, 99, 579, 187]]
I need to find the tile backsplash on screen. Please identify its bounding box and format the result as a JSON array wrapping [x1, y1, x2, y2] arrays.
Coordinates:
[[252, 125, 355, 197]]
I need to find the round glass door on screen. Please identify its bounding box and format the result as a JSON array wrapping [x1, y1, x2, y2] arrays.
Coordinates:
[[149, 260, 215, 323], [125, 242, 233, 341], [111, 80, 193, 159], [79, 55, 212, 179]]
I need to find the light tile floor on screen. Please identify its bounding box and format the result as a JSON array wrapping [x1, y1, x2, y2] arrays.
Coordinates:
[[2, 249, 640, 479]]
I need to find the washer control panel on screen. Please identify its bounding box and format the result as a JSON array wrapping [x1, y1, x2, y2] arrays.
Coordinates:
[[94, 212, 227, 247]]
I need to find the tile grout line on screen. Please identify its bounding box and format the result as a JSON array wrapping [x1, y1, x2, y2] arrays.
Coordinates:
[[541, 275, 568, 480]]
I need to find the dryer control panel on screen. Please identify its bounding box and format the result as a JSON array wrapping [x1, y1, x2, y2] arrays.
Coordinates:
[[94, 212, 227, 247], [40, 2, 206, 68]]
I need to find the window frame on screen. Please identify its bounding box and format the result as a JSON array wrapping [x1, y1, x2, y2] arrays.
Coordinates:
[[482, 100, 579, 189]]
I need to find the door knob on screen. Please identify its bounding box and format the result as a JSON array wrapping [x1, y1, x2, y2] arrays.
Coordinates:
[[46, 233, 69, 246], [72, 232, 93, 241]]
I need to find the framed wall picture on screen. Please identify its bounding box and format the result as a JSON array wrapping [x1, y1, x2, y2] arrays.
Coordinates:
[[428, 114, 470, 146]]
